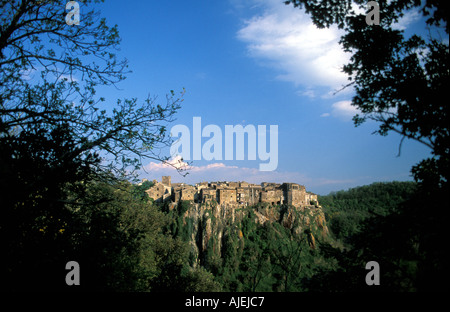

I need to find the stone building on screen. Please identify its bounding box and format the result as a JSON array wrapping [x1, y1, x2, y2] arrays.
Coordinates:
[[306, 192, 318, 205], [282, 183, 306, 207], [146, 176, 172, 203], [180, 186, 196, 201], [235, 186, 261, 206], [162, 176, 171, 188], [260, 187, 284, 205], [145, 176, 317, 208], [172, 183, 196, 202], [218, 188, 237, 205], [201, 188, 217, 203]]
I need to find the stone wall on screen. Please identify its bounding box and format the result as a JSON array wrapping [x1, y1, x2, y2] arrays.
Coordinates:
[[283, 183, 306, 207], [219, 188, 237, 205], [306, 192, 318, 205], [260, 188, 283, 205], [162, 176, 171, 187], [201, 188, 217, 203], [146, 182, 171, 203], [181, 187, 195, 201]]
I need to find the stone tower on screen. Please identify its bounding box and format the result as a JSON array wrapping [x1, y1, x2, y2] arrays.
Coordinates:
[[283, 183, 306, 207], [162, 176, 171, 187]]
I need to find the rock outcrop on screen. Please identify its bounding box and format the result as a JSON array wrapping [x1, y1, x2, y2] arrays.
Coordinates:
[[176, 201, 329, 266]]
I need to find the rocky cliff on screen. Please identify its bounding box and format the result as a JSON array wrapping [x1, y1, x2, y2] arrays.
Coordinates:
[[171, 201, 330, 268]]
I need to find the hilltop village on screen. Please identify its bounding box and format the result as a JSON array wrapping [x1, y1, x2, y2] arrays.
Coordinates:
[[145, 176, 319, 208]]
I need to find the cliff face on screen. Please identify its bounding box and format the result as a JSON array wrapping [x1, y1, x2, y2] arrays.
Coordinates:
[[175, 201, 329, 267]]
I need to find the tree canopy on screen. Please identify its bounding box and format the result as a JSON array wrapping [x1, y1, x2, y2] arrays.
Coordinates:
[[285, 0, 448, 291], [285, 0, 449, 187], [1, 0, 185, 177], [0, 0, 185, 290]]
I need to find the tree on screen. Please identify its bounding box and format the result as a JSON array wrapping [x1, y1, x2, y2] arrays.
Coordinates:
[[285, 0, 448, 290], [270, 230, 309, 291], [132, 180, 154, 202], [285, 0, 448, 186], [0, 0, 184, 290], [1, 0, 185, 176], [238, 222, 274, 292]]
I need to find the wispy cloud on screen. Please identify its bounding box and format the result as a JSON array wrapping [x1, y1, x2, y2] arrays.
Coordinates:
[[296, 88, 316, 98], [319, 100, 360, 121], [20, 68, 37, 81], [142, 156, 309, 185], [393, 8, 422, 30], [57, 73, 78, 83], [236, 0, 349, 94], [141, 157, 364, 194], [331, 100, 359, 119]]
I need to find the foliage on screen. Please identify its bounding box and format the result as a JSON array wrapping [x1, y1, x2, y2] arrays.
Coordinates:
[[285, 0, 448, 292], [0, 0, 185, 178], [0, 0, 185, 291], [132, 180, 154, 202], [308, 181, 447, 291], [285, 0, 449, 187], [319, 181, 417, 243], [159, 204, 335, 292]]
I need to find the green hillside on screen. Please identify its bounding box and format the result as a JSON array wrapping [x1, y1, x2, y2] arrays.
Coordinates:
[[319, 181, 418, 244]]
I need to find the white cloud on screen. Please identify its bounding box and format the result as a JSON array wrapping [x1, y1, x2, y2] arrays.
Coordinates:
[[141, 158, 362, 194], [296, 88, 316, 98], [236, 0, 349, 93], [20, 68, 36, 81], [330, 100, 359, 120], [142, 157, 309, 185], [393, 8, 422, 31], [318, 100, 359, 120], [144, 155, 190, 171]]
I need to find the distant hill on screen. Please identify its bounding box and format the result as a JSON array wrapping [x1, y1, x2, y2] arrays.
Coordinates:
[[318, 181, 417, 244]]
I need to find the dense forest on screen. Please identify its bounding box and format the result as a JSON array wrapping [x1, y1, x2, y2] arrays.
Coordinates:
[[319, 181, 418, 245], [3, 171, 426, 291], [5, 176, 427, 292], [148, 180, 428, 292]]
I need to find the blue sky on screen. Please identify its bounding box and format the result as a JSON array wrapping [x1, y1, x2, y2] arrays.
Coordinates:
[[92, 0, 436, 195]]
